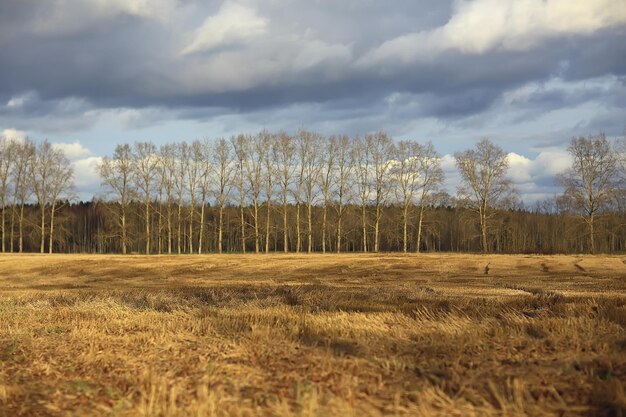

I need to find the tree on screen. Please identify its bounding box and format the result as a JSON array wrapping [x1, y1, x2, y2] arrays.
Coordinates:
[[298, 130, 323, 253], [197, 139, 212, 254], [558, 133, 619, 253], [186, 140, 203, 254], [244, 133, 266, 253], [274, 133, 295, 252], [0, 136, 14, 252], [333, 135, 353, 253], [318, 137, 336, 254], [415, 141, 444, 253], [30, 140, 74, 253], [212, 138, 233, 254], [455, 139, 514, 252], [392, 140, 422, 253], [369, 132, 394, 253], [158, 144, 177, 254], [10, 139, 35, 253], [132, 141, 158, 254], [352, 136, 371, 252], [174, 142, 189, 254], [262, 132, 276, 254], [47, 151, 74, 254], [232, 135, 248, 253], [98, 144, 135, 254]]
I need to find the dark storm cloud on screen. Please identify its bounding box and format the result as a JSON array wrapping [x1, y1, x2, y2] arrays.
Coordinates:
[[0, 0, 625, 138]]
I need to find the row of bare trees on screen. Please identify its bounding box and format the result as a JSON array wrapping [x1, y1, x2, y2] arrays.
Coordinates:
[[0, 138, 74, 253], [0, 131, 624, 254], [96, 132, 446, 255]]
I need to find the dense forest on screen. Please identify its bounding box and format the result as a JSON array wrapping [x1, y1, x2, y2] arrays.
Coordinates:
[[1, 131, 625, 254]]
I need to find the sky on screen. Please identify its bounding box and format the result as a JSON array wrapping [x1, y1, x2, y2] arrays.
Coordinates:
[[1, 0, 625, 203]]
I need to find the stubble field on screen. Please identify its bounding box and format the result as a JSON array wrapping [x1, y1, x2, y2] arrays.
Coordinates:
[[0, 253, 625, 417]]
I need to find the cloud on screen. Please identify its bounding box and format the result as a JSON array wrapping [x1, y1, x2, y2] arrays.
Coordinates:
[[1, 128, 27, 143], [182, 2, 268, 55], [52, 141, 92, 159], [24, 0, 177, 36], [360, 0, 626, 65], [72, 156, 103, 200]]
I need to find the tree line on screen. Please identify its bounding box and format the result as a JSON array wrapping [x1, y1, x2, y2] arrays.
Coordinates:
[[0, 131, 625, 255]]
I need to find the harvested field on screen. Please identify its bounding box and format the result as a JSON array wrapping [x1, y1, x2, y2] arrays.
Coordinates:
[[0, 254, 625, 416]]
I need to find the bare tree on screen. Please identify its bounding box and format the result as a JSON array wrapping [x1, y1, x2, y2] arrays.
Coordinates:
[[455, 139, 514, 252], [132, 141, 158, 254], [47, 151, 74, 254], [232, 135, 248, 253], [352, 136, 371, 252], [333, 135, 353, 253], [31, 140, 73, 253], [197, 139, 212, 254], [245, 133, 266, 253], [262, 132, 276, 254], [318, 137, 336, 254], [0, 137, 14, 252], [10, 139, 35, 253], [415, 141, 444, 253], [369, 132, 394, 253], [98, 144, 135, 254], [392, 140, 422, 253], [174, 142, 188, 254], [298, 130, 323, 253], [274, 133, 296, 252], [186, 140, 203, 253], [212, 138, 233, 254], [558, 133, 619, 253], [159, 144, 177, 254]]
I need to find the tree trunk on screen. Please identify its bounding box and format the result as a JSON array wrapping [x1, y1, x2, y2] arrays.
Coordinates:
[[218, 205, 224, 254], [589, 213, 595, 254], [177, 203, 182, 254], [374, 205, 381, 253], [402, 205, 409, 253], [283, 199, 288, 253], [40, 205, 46, 253], [121, 209, 127, 254], [480, 205, 488, 253], [361, 204, 367, 252], [167, 202, 172, 254], [254, 201, 260, 254], [48, 204, 56, 254], [19, 202, 24, 253], [307, 201, 313, 253], [1, 199, 5, 253], [240, 205, 246, 253], [189, 201, 194, 254], [145, 196, 150, 254], [296, 202, 301, 253], [265, 202, 271, 254], [337, 207, 342, 254], [198, 202, 205, 254], [10, 204, 16, 253], [322, 203, 327, 254], [416, 204, 425, 254]]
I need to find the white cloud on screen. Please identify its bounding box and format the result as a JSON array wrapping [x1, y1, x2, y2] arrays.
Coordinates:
[[72, 156, 103, 200], [52, 141, 92, 159], [508, 149, 571, 184], [1, 128, 27, 144], [27, 0, 177, 35], [437, 149, 570, 204], [360, 0, 626, 65], [182, 2, 268, 55]]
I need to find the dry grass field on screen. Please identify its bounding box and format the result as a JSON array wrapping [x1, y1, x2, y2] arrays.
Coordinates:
[[0, 254, 625, 417]]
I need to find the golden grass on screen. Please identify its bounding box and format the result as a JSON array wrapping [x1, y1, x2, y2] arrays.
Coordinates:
[[0, 253, 624, 416]]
